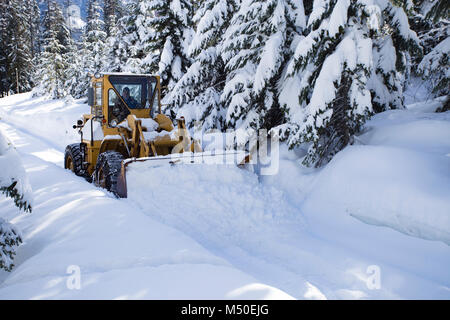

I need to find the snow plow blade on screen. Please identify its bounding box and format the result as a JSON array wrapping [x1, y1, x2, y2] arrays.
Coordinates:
[[116, 151, 250, 198]]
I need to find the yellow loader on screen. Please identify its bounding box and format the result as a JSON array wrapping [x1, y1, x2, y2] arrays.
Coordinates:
[[64, 73, 246, 197]]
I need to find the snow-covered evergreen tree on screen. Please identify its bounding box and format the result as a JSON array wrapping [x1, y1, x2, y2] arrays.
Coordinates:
[[8, 0, 33, 92], [103, 0, 124, 73], [104, 0, 122, 37], [34, 0, 71, 99], [105, 8, 127, 72], [27, 0, 41, 59], [134, 0, 160, 73], [166, 0, 239, 130], [145, 0, 194, 98], [0, 1, 11, 95], [112, 0, 158, 74], [425, 0, 449, 22], [275, 0, 421, 167], [64, 0, 107, 98], [369, 1, 421, 112], [220, 0, 306, 131], [0, 131, 32, 272], [65, 36, 88, 98], [85, 0, 107, 74], [411, 0, 449, 97], [0, 0, 39, 94], [418, 30, 449, 97], [104, 0, 141, 73]]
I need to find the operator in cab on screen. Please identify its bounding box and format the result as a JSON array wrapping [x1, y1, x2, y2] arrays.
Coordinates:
[[121, 87, 139, 109]]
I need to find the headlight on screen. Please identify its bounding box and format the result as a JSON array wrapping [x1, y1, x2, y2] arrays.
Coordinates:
[[110, 119, 118, 128]]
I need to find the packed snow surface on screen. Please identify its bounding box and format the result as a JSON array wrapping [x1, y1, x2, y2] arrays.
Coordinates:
[[0, 93, 449, 299]]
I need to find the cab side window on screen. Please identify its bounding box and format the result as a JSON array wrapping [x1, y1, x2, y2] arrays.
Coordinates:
[[109, 89, 118, 107], [148, 78, 157, 112], [108, 89, 130, 126], [95, 86, 102, 106], [91, 83, 103, 118]]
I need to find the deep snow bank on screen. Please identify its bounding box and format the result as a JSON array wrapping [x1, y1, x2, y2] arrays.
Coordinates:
[[301, 101, 450, 245], [303, 145, 450, 244]]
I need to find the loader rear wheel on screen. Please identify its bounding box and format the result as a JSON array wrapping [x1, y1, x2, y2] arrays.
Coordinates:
[[64, 144, 87, 178], [94, 151, 124, 196]]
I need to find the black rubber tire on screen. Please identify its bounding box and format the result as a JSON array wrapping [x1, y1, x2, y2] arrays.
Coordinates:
[[64, 143, 87, 178], [94, 151, 124, 196]]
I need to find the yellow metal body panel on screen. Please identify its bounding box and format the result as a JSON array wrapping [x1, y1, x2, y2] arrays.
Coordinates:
[[154, 114, 174, 132], [81, 140, 101, 175]]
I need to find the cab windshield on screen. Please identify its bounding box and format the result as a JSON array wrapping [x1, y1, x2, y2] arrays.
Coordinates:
[[109, 75, 157, 110]]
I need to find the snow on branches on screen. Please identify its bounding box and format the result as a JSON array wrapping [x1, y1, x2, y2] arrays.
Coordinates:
[[274, 0, 421, 167]]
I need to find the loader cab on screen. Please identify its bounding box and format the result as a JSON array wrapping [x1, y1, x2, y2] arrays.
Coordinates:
[[89, 73, 162, 131]]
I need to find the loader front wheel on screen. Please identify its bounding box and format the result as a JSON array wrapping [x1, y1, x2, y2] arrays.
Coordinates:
[[94, 151, 124, 196], [64, 144, 87, 178]]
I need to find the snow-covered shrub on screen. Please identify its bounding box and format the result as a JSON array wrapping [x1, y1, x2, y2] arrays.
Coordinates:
[[0, 218, 22, 272], [436, 96, 449, 112], [0, 130, 32, 272]]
